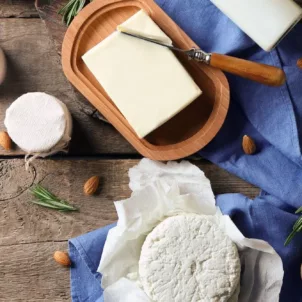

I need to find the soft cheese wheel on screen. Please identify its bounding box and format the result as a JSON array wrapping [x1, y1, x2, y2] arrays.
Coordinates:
[[4, 92, 72, 153], [139, 214, 241, 302]]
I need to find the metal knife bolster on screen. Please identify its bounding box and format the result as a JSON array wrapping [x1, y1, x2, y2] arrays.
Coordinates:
[[186, 48, 211, 64]]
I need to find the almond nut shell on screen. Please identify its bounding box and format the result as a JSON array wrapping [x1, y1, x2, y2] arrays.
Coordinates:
[[0, 131, 12, 150], [242, 135, 256, 155], [84, 176, 100, 195], [53, 251, 71, 267]]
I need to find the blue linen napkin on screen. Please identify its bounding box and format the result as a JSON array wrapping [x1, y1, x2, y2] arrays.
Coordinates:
[[69, 1, 302, 301]]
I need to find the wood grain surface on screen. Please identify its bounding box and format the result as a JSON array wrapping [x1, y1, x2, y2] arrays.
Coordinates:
[[0, 18, 134, 156], [62, 0, 230, 161], [35, 0, 67, 54], [0, 242, 70, 301], [0, 0, 39, 18], [35, 0, 112, 125], [0, 2, 260, 301], [0, 159, 258, 246], [0, 158, 258, 301], [210, 53, 286, 87]]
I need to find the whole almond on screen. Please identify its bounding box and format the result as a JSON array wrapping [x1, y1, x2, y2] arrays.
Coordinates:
[[0, 131, 12, 150], [242, 135, 256, 155], [0, 47, 6, 85], [84, 176, 100, 195], [53, 251, 71, 267], [297, 58, 302, 69]]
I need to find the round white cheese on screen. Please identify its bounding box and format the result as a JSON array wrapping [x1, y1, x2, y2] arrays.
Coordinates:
[[4, 92, 72, 153], [139, 214, 241, 302]]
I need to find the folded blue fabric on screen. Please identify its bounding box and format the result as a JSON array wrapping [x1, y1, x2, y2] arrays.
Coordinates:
[[69, 1, 302, 301]]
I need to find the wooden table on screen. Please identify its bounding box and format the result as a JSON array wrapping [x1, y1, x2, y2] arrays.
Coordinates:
[[0, 1, 258, 300]]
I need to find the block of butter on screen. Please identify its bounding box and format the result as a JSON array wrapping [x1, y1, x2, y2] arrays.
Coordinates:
[[82, 10, 201, 139], [211, 0, 302, 51]]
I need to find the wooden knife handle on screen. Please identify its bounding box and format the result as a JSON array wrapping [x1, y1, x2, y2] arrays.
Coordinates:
[[210, 53, 286, 87]]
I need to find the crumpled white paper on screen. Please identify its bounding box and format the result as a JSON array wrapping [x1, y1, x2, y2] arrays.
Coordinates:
[[98, 159, 284, 302]]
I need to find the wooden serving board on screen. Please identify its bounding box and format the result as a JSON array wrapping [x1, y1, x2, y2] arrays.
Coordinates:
[[62, 0, 230, 160]]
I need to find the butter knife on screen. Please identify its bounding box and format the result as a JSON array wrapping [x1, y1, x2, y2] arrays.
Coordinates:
[[118, 27, 286, 87]]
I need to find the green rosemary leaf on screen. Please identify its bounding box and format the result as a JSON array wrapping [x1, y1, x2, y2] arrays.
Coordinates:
[[77, 0, 86, 13], [58, 0, 76, 15], [30, 185, 78, 212], [284, 208, 302, 245], [42, 198, 77, 210], [58, 0, 92, 26], [30, 200, 63, 210], [31, 185, 61, 203], [297, 222, 302, 232], [66, 5, 75, 25], [284, 229, 296, 246], [295, 206, 302, 214], [293, 216, 302, 230]]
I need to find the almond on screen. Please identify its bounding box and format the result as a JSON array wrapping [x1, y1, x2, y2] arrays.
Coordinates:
[[297, 58, 302, 69], [0, 131, 12, 150], [53, 251, 71, 267], [242, 135, 256, 155], [84, 176, 100, 195], [0, 47, 6, 85]]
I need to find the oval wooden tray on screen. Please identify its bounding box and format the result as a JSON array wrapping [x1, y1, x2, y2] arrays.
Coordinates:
[[62, 0, 230, 160]]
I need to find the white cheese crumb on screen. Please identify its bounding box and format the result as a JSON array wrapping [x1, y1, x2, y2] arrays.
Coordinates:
[[139, 214, 241, 302]]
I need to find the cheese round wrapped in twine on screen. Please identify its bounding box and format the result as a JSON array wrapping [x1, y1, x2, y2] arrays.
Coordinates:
[[4, 92, 72, 169]]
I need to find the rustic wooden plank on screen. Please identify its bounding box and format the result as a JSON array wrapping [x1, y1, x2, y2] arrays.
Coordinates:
[[35, 0, 302, 52], [0, 241, 70, 301], [35, 0, 111, 126], [0, 0, 39, 18], [0, 158, 259, 247], [0, 18, 134, 155], [35, 0, 66, 54], [0, 158, 258, 301]]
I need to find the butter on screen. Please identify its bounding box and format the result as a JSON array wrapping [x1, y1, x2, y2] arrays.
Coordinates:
[[82, 10, 201, 138], [211, 0, 302, 51]]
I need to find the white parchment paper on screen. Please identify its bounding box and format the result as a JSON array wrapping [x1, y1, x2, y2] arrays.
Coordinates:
[[98, 159, 284, 302]]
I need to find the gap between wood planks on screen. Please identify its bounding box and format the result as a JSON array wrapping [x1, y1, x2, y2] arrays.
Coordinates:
[[0, 1, 39, 18], [0, 154, 202, 160], [0, 17, 135, 155], [0, 158, 258, 248], [0, 239, 67, 247], [0, 15, 39, 19]]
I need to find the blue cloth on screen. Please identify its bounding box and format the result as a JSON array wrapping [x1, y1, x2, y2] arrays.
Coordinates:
[[69, 1, 302, 301]]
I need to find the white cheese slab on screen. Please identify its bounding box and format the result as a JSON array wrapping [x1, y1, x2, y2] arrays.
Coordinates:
[[211, 0, 302, 51], [82, 10, 201, 138]]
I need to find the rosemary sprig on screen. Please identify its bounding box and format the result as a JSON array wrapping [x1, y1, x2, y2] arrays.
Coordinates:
[[284, 206, 302, 245], [58, 0, 93, 26], [30, 184, 78, 212]]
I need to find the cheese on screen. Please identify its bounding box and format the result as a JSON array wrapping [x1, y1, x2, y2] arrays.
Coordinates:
[[82, 10, 201, 138], [211, 0, 302, 51], [4, 92, 72, 153], [139, 214, 241, 302]]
